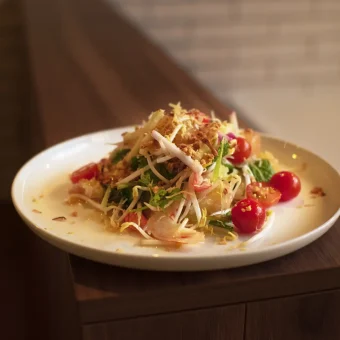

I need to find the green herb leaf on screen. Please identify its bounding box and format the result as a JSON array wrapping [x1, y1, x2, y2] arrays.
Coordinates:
[[208, 220, 234, 232], [225, 211, 232, 219], [131, 156, 148, 170], [149, 188, 183, 209], [157, 163, 175, 180], [139, 170, 158, 186], [214, 142, 230, 162], [249, 159, 274, 182], [221, 161, 234, 173], [213, 140, 230, 181], [207, 211, 233, 231], [138, 164, 175, 187], [131, 155, 174, 185], [108, 186, 133, 207], [121, 187, 133, 203], [221, 142, 230, 158], [111, 149, 130, 164]]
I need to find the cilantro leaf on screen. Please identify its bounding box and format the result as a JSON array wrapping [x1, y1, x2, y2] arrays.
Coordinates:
[[157, 163, 175, 180], [208, 220, 234, 232], [209, 220, 234, 231], [139, 170, 158, 186], [149, 188, 183, 209], [131, 156, 148, 171], [149, 189, 167, 207], [139, 164, 175, 186], [111, 149, 130, 164], [121, 187, 133, 202], [108, 186, 133, 207], [249, 159, 274, 182], [131, 155, 175, 185], [208, 211, 233, 231], [221, 142, 230, 157]]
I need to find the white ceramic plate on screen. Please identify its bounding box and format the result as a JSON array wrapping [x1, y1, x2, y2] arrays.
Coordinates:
[[12, 128, 340, 271]]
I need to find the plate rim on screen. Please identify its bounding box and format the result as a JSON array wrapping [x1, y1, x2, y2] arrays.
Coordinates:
[[11, 127, 340, 263]]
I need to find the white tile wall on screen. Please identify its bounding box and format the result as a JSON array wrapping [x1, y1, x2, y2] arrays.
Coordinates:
[[109, 0, 340, 93], [107, 0, 340, 169]]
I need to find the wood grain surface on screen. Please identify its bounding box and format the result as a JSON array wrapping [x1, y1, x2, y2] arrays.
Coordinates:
[[23, 0, 237, 146], [83, 304, 245, 340], [1, 1, 81, 338], [72, 251, 340, 324], [0, 0, 31, 201], [246, 290, 340, 340], [21, 0, 340, 329]]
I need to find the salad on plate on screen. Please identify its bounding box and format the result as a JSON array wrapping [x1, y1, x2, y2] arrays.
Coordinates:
[[68, 103, 301, 247]]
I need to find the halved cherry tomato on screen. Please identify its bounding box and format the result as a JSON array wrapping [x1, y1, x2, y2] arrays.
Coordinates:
[[70, 163, 99, 183], [228, 137, 252, 164], [124, 212, 148, 228], [246, 182, 281, 208], [231, 198, 266, 234], [269, 171, 301, 202]]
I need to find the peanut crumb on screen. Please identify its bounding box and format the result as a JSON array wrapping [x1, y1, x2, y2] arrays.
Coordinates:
[[310, 187, 326, 198], [52, 216, 67, 222]]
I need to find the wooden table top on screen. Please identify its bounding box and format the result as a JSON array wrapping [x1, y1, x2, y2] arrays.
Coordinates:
[[23, 0, 340, 325]]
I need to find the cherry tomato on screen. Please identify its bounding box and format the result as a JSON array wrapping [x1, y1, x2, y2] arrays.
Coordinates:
[[243, 128, 261, 156], [246, 182, 281, 208], [269, 171, 301, 202], [231, 198, 266, 234], [229, 137, 252, 164], [70, 163, 99, 183], [124, 212, 148, 229]]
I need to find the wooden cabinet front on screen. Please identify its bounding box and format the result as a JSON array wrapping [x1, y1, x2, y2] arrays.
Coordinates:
[[246, 290, 340, 340], [83, 304, 245, 340]]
